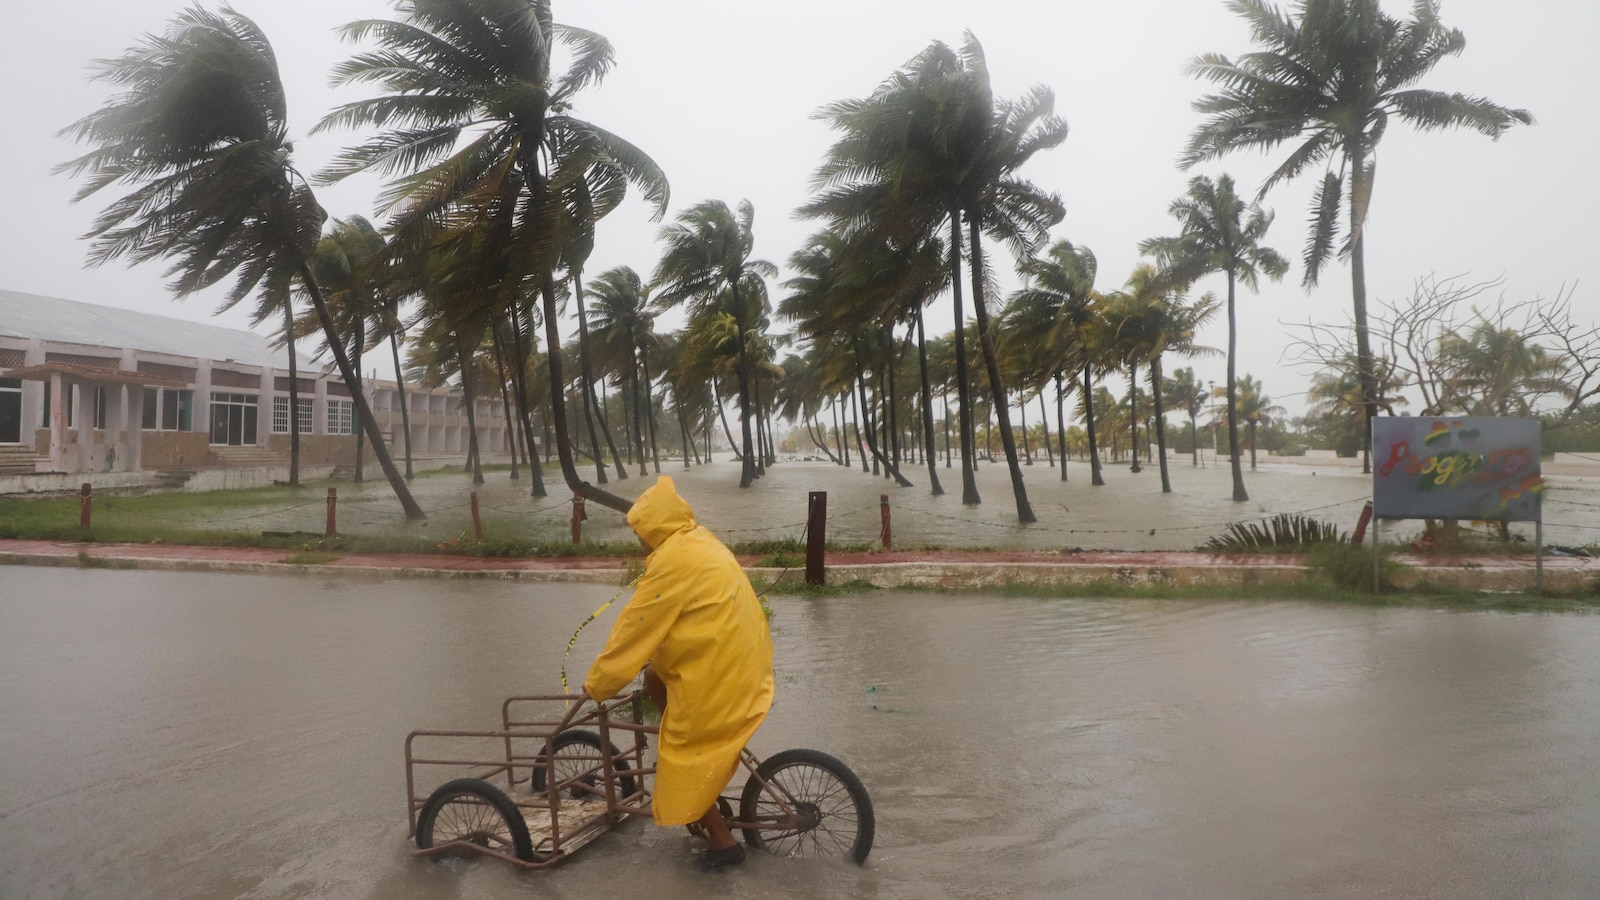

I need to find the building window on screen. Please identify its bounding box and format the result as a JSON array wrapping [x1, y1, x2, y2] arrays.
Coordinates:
[[327, 399, 354, 435], [93, 387, 107, 430], [0, 377, 20, 445], [209, 392, 258, 446], [271, 396, 314, 434], [142, 388, 193, 431]]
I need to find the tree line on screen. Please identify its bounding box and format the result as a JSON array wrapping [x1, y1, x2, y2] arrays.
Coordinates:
[[59, 0, 1537, 521]]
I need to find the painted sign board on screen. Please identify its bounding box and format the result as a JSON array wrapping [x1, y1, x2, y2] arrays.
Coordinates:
[[1372, 417, 1542, 522]]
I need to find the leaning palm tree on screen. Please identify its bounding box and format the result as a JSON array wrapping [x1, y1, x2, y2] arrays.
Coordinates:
[[587, 266, 659, 475], [1142, 174, 1287, 501], [653, 199, 776, 489], [1108, 265, 1220, 493], [804, 34, 1065, 521], [1077, 291, 1123, 486], [1009, 239, 1099, 483], [317, 0, 668, 513], [306, 216, 390, 483], [58, 5, 423, 518], [954, 46, 1069, 523], [1182, 0, 1531, 453]]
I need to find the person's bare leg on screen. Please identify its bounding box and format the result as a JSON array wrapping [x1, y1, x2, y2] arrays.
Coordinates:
[[699, 803, 737, 850]]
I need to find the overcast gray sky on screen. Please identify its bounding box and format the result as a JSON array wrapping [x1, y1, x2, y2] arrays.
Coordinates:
[[3, 0, 1593, 415]]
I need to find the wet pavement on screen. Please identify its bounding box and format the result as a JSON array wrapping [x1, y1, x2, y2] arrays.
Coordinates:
[[4, 568, 1600, 898]]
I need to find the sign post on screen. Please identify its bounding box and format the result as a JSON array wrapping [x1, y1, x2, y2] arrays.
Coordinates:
[[1371, 417, 1544, 593]]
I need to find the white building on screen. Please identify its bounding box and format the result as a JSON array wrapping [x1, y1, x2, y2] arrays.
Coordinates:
[[0, 289, 507, 480]]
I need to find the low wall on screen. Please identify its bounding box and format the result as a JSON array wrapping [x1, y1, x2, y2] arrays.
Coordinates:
[[0, 471, 154, 497], [143, 432, 210, 469], [266, 434, 356, 466], [180, 465, 340, 492]]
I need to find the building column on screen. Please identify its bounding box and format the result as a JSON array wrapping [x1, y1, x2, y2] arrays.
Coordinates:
[[74, 380, 93, 473], [314, 375, 329, 436], [256, 367, 273, 446], [193, 361, 213, 439], [23, 340, 44, 452], [125, 384, 143, 472], [106, 383, 126, 472], [48, 371, 66, 472]]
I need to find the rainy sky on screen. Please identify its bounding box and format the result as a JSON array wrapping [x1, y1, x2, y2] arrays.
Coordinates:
[[2, 0, 1594, 414]]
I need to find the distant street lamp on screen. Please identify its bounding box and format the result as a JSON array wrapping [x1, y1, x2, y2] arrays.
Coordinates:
[[1208, 380, 1219, 461]]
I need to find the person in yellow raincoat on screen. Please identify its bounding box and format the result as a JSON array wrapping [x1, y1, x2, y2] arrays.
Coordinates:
[[582, 476, 774, 869]]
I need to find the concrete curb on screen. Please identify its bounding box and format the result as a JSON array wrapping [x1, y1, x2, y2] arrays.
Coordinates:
[[4, 547, 1588, 593]]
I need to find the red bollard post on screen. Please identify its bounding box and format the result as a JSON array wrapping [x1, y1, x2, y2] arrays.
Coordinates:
[[470, 491, 484, 540], [1352, 500, 1374, 545], [571, 494, 585, 545], [325, 487, 337, 537], [805, 491, 827, 586], [879, 494, 891, 550], [80, 482, 91, 528]]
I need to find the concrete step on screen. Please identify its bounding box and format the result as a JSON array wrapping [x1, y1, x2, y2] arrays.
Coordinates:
[[208, 446, 286, 468], [0, 447, 42, 475]]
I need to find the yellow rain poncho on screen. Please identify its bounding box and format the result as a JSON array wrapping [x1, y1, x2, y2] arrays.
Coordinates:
[[583, 477, 775, 826]]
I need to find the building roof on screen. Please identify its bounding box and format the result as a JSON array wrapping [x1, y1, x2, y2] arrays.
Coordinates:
[[0, 288, 315, 370]]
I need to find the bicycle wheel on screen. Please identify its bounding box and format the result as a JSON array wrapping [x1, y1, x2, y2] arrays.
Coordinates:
[[415, 778, 534, 862], [739, 748, 874, 864], [530, 729, 637, 800]]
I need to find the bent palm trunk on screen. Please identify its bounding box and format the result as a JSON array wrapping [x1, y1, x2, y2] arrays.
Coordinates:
[[299, 264, 424, 519], [537, 276, 631, 513]]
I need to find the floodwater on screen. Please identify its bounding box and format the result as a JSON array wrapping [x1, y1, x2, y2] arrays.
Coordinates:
[[169, 457, 1600, 551], [5, 570, 1600, 898]]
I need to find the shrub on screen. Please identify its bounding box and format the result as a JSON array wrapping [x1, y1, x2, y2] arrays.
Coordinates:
[[1306, 542, 1405, 592], [1202, 514, 1349, 552]]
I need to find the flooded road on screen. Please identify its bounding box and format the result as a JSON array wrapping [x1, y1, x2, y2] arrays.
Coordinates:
[[4, 568, 1600, 898], [162, 458, 1600, 552]]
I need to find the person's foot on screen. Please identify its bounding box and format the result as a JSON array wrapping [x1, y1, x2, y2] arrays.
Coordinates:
[[698, 842, 745, 871]]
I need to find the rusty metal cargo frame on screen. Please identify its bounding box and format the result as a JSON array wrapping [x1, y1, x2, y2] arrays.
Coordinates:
[[403, 689, 812, 871]]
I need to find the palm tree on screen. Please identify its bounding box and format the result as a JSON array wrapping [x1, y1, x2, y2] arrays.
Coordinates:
[[653, 199, 776, 489], [1233, 374, 1286, 470], [1009, 239, 1099, 484], [59, 5, 423, 518], [955, 51, 1069, 523], [317, 0, 668, 514], [588, 266, 658, 475], [307, 216, 390, 484], [1096, 290, 1144, 474], [1166, 366, 1209, 467], [1439, 320, 1569, 417], [804, 35, 1065, 521], [1183, 0, 1531, 455], [1107, 266, 1220, 492], [805, 45, 985, 502], [1142, 174, 1287, 501], [780, 226, 944, 489], [1307, 353, 1407, 461]]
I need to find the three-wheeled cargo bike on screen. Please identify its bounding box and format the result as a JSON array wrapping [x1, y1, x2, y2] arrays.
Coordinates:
[[404, 689, 874, 869]]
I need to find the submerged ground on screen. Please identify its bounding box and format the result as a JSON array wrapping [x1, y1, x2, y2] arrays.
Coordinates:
[[12, 457, 1598, 554], [4, 568, 1599, 899]]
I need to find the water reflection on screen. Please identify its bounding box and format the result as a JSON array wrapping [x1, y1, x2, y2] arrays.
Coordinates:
[[3, 570, 1599, 898]]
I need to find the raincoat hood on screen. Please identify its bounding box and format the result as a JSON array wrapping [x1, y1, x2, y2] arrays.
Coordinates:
[[627, 476, 697, 550]]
